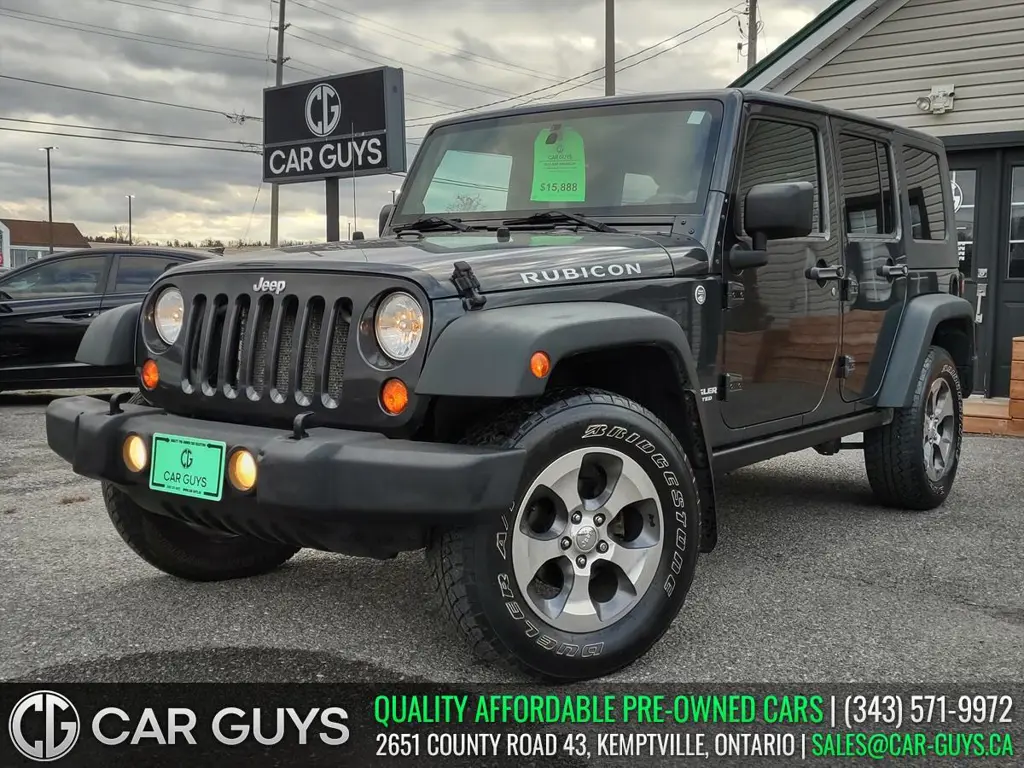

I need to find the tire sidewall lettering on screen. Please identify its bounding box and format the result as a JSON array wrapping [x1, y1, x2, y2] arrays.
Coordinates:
[[486, 409, 699, 666]]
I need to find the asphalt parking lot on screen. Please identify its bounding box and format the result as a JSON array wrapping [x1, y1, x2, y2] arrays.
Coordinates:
[[1, 391, 1021, 685]]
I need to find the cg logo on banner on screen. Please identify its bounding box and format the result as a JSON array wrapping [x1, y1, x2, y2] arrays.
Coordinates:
[[9, 690, 81, 762], [305, 82, 341, 138]]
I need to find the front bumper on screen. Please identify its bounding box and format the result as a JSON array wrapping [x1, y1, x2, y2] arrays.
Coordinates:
[[46, 396, 526, 553]]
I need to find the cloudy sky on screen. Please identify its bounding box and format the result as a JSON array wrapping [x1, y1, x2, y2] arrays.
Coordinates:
[[0, 0, 831, 244]]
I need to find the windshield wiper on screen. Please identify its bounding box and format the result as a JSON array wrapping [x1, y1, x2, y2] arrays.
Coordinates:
[[502, 210, 617, 233], [394, 215, 473, 233]]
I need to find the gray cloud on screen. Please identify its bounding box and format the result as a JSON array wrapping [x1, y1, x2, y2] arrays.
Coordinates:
[[1, 0, 830, 244]]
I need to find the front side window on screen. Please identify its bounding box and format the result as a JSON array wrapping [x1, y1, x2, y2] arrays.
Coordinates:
[[0, 255, 107, 300], [736, 118, 823, 235], [113, 255, 181, 293], [395, 99, 724, 223], [838, 134, 896, 237]]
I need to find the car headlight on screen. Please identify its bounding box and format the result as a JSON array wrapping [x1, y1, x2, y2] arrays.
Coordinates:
[[154, 287, 185, 345], [375, 292, 424, 361]]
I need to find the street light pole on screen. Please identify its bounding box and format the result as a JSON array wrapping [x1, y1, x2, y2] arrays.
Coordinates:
[[38, 146, 58, 254], [125, 194, 135, 245], [605, 0, 615, 96]]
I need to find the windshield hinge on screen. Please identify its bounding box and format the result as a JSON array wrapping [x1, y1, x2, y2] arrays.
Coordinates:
[[451, 261, 486, 310]]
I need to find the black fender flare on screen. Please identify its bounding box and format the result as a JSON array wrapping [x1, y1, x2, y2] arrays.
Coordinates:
[[876, 293, 975, 408], [76, 302, 141, 368], [417, 301, 718, 550]]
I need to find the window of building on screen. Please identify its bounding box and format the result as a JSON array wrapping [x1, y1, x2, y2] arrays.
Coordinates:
[[113, 255, 181, 293], [0, 255, 107, 299], [838, 134, 896, 236], [1008, 166, 1024, 279], [737, 119, 822, 235], [903, 146, 947, 241]]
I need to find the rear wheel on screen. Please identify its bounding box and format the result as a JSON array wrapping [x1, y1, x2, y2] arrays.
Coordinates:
[[427, 388, 701, 680], [864, 346, 963, 510], [101, 391, 299, 582]]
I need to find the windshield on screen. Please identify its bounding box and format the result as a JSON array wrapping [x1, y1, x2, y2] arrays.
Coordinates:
[[393, 99, 723, 225]]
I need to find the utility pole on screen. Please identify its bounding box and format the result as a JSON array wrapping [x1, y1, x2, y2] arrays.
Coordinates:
[[747, 0, 758, 69], [38, 146, 57, 254], [125, 194, 135, 245], [605, 0, 615, 96], [269, 0, 289, 247]]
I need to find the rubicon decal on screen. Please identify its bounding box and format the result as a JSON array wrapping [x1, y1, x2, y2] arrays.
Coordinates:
[[520, 263, 642, 284]]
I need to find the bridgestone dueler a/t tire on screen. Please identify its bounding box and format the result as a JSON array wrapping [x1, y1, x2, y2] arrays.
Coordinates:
[[101, 392, 299, 582], [864, 346, 964, 510], [426, 388, 701, 681]]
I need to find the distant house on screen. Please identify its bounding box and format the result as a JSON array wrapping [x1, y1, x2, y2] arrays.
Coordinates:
[[732, 0, 1024, 398], [0, 219, 90, 271]]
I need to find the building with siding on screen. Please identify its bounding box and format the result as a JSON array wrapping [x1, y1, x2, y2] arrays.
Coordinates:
[[0, 219, 90, 271], [733, 0, 1024, 398]]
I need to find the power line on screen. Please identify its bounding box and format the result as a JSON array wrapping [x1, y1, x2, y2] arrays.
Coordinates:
[[290, 0, 605, 92], [134, 0, 268, 23], [0, 117, 258, 147], [0, 74, 261, 124], [0, 7, 311, 76], [406, 6, 743, 127], [286, 27, 513, 98], [99, 0, 267, 28], [0, 126, 261, 153]]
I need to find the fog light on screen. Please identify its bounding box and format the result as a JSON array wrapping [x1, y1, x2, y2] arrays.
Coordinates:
[[380, 378, 409, 415], [530, 351, 551, 378], [122, 434, 148, 473], [228, 449, 257, 492], [141, 359, 159, 390]]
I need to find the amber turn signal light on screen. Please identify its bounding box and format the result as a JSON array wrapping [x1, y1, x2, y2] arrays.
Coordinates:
[[530, 351, 551, 379], [381, 378, 409, 415], [122, 434, 148, 473], [228, 449, 258, 492], [141, 359, 159, 390]]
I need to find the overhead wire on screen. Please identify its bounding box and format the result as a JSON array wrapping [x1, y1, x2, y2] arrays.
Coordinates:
[[0, 117, 259, 146], [0, 126, 261, 153]]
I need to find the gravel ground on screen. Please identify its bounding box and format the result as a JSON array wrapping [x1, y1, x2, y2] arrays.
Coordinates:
[[1, 390, 1021, 684]]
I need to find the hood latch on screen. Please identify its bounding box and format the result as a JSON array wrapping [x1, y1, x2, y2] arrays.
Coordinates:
[[451, 261, 486, 311]]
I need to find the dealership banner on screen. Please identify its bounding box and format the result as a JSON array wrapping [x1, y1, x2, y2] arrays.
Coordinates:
[[2, 684, 1019, 766]]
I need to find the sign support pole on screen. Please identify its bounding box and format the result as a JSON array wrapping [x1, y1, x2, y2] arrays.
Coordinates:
[[326, 177, 340, 242]]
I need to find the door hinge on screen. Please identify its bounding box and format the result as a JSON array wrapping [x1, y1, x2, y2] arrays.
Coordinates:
[[723, 281, 744, 309], [719, 373, 742, 399], [836, 355, 856, 379], [839, 277, 852, 302], [450, 260, 486, 310]]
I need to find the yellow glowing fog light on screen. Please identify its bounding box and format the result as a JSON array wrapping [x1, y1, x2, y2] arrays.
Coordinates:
[[228, 449, 258, 492], [122, 434, 148, 473]]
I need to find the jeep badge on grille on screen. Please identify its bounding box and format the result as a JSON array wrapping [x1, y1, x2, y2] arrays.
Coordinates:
[[253, 277, 286, 294]]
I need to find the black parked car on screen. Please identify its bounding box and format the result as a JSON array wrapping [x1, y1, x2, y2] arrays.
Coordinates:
[[0, 246, 213, 391]]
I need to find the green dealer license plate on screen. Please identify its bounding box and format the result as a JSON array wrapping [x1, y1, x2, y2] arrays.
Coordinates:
[[149, 433, 226, 502]]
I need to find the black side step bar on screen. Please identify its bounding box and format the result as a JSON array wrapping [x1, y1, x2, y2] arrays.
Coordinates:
[[712, 410, 893, 475]]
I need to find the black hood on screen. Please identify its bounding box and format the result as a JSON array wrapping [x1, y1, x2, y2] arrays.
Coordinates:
[[168, 231, 707, 299]]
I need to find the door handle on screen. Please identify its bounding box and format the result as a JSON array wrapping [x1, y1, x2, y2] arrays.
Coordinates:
[[805, 263, 845, 282], [62, 311, 96, 320], [975, 284, 987, 323]]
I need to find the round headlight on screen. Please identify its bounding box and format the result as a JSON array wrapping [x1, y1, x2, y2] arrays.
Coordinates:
[[374, 292, 424, 361], [154, 287, 185, 345]]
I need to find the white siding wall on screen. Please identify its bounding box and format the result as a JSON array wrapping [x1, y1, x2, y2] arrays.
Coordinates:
[[787, 0, 1024, 136]]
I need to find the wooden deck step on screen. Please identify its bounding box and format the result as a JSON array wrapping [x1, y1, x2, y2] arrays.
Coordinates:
[[964, 398, 1010, 419]]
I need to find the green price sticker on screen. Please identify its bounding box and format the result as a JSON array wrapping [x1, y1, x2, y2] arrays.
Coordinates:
[[531, 128, 586, 202]]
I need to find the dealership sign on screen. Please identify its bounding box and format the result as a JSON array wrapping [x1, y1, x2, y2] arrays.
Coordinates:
[[262, 66, 407, 184]]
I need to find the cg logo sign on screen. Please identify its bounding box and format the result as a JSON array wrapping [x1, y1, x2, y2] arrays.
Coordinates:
[[9, 691, 80, 762], [180, 448, 193, 469], [305, 83, 341, 138]]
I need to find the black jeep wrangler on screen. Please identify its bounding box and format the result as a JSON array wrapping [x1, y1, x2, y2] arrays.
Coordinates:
[[45, 89, 973, 681]]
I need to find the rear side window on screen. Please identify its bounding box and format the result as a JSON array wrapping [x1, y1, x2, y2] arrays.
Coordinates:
[[838, 134, 896, 236], [737, 119, 822, 234], [902, 146, 947, 241], [113, 255, 181, 293]]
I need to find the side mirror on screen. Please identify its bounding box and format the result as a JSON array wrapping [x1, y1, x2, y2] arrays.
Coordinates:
[[730, 181, 815, 271], [378, 204, 394, 237]]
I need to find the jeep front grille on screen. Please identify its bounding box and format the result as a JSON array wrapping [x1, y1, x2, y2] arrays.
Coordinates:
[[183, 292, 352, 407]]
